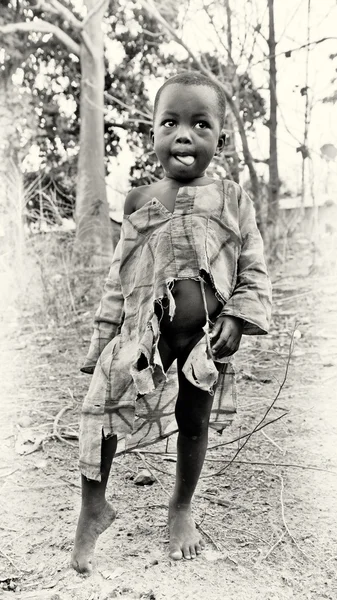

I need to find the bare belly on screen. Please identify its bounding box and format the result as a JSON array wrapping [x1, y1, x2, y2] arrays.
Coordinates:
[[156, 278, 222, 337]]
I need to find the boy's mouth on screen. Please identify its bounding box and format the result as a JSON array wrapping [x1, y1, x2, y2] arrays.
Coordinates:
[[174, 155, 195, 166]]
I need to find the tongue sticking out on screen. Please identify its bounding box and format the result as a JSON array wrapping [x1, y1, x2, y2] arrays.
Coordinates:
[[176, 155, 195, 166]]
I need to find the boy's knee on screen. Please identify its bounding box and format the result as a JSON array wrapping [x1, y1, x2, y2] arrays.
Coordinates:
[[175, 407, 209, 439]]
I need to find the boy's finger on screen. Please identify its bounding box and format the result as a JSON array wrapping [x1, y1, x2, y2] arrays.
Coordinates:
[[212, 332, 230, 354], [210, 321, 223, 341]]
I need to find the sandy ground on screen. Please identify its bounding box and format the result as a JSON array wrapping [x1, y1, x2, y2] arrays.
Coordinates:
[[0, 238, 336, 600]]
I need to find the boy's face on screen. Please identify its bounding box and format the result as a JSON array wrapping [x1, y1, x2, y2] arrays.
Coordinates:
[[152, 84, 224, 182]]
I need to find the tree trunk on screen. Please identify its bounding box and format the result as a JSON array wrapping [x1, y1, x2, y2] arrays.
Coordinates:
[[74, 0, 112, 266], [0, 74, 25, 267], [267, 0, 280, 249]]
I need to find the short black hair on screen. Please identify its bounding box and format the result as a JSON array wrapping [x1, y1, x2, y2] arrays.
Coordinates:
[[153, 71, 226, 129]]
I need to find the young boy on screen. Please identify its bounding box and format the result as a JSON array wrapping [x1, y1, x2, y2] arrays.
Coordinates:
[[71, 71, 272, 573]]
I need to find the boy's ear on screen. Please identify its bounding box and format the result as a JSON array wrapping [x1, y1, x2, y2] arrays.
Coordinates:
[[149, 128, 155, 144], [215, 132, 226, 155]]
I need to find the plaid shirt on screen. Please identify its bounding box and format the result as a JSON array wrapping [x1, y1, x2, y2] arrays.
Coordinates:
[[79, 180, 272, 481]]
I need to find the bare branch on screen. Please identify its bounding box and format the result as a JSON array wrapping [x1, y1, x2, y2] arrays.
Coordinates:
[[103, 88, 152, 121], [82, 0, 108, 28], [252, 36, 337, 66], [139, 0, 259, 200], [38, 0, 83, 29], [139, 0, 214, 81], [36, 2, 96, 57], [208, 327, 297, 478], [0, 19, 80, 56]]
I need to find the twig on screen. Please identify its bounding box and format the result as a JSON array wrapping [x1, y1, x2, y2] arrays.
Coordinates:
[[0, 468, 19, 478], [278, 474, 312, 562], [223, 525, 270, 547], [52, 405, 77, 447], [0, 547, 22, 572], [67, 388, 77, 403], [203, 461, 337, 475], [134, 412, 288, 457], [261, 531, 285, 561], [196, 524, 222, 551], [196, 493, 231, 507], [209, 328, 297, 477], [261, 429, 285, 454], [207, 412, 288, 451]]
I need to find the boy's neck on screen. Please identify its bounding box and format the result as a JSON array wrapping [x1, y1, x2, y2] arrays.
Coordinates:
[[162, 174, 214, 188]]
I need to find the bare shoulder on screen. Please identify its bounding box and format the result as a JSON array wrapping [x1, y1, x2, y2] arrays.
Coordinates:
[[124, 183, 159, 215]]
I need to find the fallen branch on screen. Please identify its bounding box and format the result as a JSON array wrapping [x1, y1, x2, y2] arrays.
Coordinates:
[[204, 460, 337, 475], [131, 411, 288, 457], [196, 493, 231, 508], [135, 451, 222, 552], [208, 328, 297, 477], [261, 531, 285, 561], [261, 429, 285, 454], [278, 474, 312, 562], [52, 405, 77, 447]]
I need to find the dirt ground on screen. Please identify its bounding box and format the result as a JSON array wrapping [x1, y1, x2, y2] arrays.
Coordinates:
[[1, 236, 337, 600]]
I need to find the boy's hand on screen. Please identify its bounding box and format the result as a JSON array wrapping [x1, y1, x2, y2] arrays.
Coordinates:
[[210, 315, 244, 359]]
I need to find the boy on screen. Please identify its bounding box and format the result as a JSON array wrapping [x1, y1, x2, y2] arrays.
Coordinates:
[[71, 72, 272, 573]]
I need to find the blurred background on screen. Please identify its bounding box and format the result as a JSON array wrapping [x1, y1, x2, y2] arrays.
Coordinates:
[[1, 0, 337, 293], [1, 3, 337, 597]]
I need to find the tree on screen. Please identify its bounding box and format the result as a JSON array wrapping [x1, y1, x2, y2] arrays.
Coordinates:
[[266, 0, 280, 247], [137, 0, 268, 230], [0, 3, 38, 263], [0, 0, 113, 265]]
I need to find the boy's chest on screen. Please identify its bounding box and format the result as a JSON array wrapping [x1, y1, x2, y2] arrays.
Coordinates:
[[134, 187, 178, 214]]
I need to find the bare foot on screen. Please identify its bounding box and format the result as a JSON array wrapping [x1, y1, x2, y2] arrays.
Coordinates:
[[168, 499, 205, 560], [71, 501, 116, 574]]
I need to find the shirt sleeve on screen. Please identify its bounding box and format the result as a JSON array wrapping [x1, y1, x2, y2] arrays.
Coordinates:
[[80, 235, 125, 374], [220, 186, 272, 335]]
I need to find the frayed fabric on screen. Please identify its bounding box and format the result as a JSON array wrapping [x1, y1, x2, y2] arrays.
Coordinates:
[[78, 181, 271, 481]]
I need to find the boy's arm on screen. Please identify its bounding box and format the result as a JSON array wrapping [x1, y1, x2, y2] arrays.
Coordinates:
[[80, 235, 125, 374], [219, 186, 272, 335]]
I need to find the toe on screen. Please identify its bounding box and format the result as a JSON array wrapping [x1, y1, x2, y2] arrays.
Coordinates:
[[71, 555, 92, 575], [182, 544, 191, 560], [195, 542, 202, 555], [169, 546, 183, 560]]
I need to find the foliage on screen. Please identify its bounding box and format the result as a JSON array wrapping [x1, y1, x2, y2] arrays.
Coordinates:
[[322, 53, 337, 105], [1, 0, 267, 217]]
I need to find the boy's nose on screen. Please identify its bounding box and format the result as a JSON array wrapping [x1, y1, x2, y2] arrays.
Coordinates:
[[175, 126, 192, 143]]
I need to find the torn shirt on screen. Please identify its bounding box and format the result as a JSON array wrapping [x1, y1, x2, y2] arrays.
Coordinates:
[[79, 180, 272, 480]]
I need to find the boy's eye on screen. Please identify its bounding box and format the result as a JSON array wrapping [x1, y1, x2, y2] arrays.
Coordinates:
[[195, 121, 209, 129], [162, 120, 175, 128]]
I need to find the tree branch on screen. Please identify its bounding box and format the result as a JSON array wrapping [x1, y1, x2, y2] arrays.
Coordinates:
[[38, 0, 83, 29], [252, 37, 337, 67], [0, 19, 80, 56], [37, 1, 95, 57], [82, 0, 109, 28], [139, 0, 260, 200], [103, 88, 152, 121]]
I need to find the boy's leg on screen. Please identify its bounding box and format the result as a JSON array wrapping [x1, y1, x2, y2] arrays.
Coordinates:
[[169, 349, 214, 560], [72, 335, 176, 574], [71, 434, 117, 573]]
